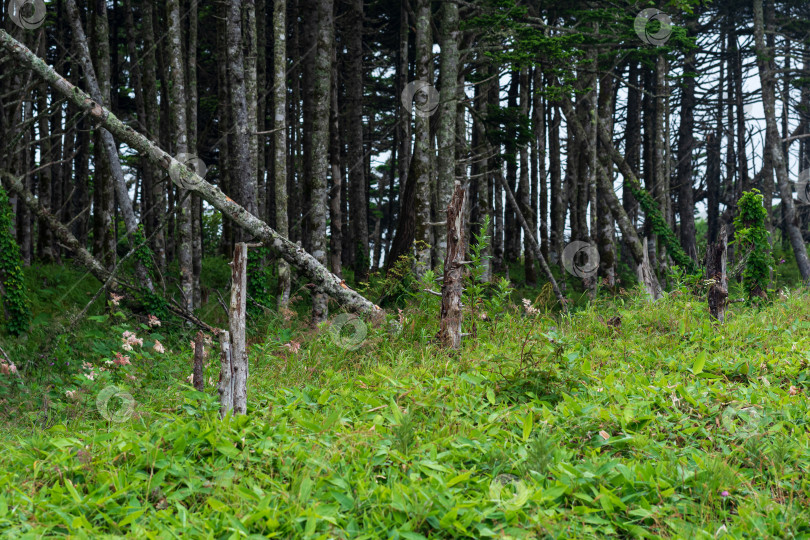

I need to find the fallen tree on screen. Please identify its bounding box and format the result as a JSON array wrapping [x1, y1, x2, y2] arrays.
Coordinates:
[[0, 29, 381, 317], [0, 170, 218, 333]]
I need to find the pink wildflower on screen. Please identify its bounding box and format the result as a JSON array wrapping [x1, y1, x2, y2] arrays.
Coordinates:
[[283, 341, 302, 354], [153, 340, 165, 354], [110, 293, 124, 306], [114, 352, 131, 366], [147, 315, 161, 328]]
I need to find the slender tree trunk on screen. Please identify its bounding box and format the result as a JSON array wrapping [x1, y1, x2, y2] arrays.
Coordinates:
[[309, 0, 334, 324], [436, 0, 459, 265], [273, 0, 291, 308], [187, 0, 202, 308], [677, 16, 698, 262], [142, 0, 165, 270], [328, 35, 342, 277], [517, 68, 534, 286], [412, 0, 432, 277], [228, 0, 259, 227], [345, 0, 368, 281], [167, 0, 194, 310]]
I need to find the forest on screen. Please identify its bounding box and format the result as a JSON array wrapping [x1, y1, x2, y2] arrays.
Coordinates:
[[1, 0, 810, 537]]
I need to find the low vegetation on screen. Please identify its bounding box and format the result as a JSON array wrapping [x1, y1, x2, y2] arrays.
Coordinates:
[[1, 261, 809, 538]]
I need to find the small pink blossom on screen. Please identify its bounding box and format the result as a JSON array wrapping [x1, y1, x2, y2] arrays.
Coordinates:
[[114, 352, 131, 366], [147, 315, 161, 328], [283, 341, 302, 354], [186, 373, 195, 384], [0, 362, 16, 375], [721, 490, 730, 497], [110, 293, 124, 306], [122, 331, 143, 350], [65, 390, 78, 400], [153, 340, 165, 354]]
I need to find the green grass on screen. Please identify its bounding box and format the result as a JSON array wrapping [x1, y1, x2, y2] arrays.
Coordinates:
[[1, 264, 810, 538]]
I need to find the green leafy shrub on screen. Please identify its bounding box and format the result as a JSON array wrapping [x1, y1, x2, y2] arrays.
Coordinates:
[[0, 185, 30, 335], [733, 189, 773, 302]]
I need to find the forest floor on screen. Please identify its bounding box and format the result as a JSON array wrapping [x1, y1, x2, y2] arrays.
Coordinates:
[[0, 261, 809, 538]]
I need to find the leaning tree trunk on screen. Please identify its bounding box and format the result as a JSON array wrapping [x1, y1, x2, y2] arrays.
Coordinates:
[[753, 0, 810, 282], [0, 28, 381, 316], [66, 0, 155, 292], [496, 172, 566, 309]]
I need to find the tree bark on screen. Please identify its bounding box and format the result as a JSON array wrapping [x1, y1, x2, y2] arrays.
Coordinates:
[[677, 16, 698, 262], [0, 28, 382, 316], [436, 0, 459, 265], [230, 243, 248, 414], [346, 0, 368, 281], [166, 0, 194, 310], [193, 331, 205, 392], [707, 226, 728, 322], [66, 0, 154, 291], [273, 0, 291, 308], [438, 180, 466, 349], [309, 0, 333, 324]]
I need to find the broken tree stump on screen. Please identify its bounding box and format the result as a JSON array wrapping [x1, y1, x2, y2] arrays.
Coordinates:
[[217, 331, 233, 418], [438, 181, 467, 349], [707, 225, 729, 322], [193, 331, 205, 392], [230, 243, 248, 415], [637, 237, 663, 301]]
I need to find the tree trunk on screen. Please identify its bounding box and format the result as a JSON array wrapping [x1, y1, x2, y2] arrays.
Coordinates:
[[436, 0, 459, 265], [707, 226, 728, 322], [329, 40, 343, 276], [228, 0, 259, 227], [412, 0, 432, 277], [167, 0, 194, 310], [273, 0, 291, 308], [309, 0, 334, 324], [230, 243, 248, 414], [346, 0, 368, 281], [753, 0, 810, 282], [677, 16, 698, 262], [66, 0, 154, 291], [496, 171, 566, 309], [438, 181, 466, 349]]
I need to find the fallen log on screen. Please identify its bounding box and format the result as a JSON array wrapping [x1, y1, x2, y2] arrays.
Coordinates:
[[0, 29, 381, 317]]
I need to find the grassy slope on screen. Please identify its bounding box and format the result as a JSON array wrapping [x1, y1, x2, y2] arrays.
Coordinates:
[[1, 264, 809, 538]]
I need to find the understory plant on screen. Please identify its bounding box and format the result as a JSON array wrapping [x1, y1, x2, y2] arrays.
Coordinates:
[[733, 189, 773, 302], [0, 185, 30, 335]]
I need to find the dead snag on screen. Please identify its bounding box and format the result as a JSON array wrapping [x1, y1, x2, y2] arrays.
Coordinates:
[[218, 331, 233, 418], [193, 331, 205, 392], [707, 225, 728, 322], [637, 237, 663, 301], [230, 243, 249, 415], [438, 181, 466, 349]]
